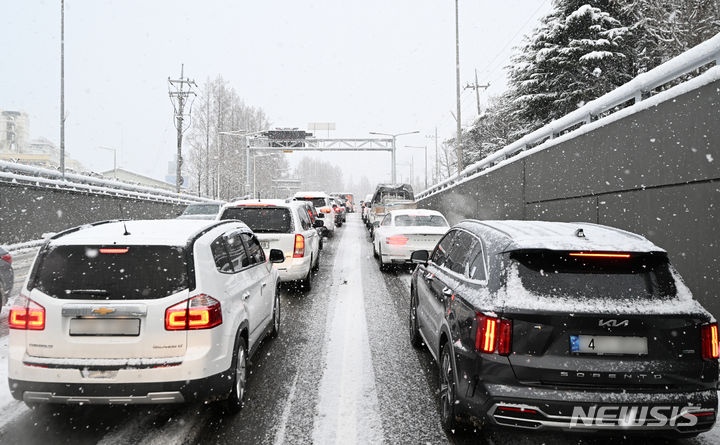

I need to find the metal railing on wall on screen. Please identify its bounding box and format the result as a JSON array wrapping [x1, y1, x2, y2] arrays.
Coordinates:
[[417, 32, 720, 201], [0, 160, 219, 205]]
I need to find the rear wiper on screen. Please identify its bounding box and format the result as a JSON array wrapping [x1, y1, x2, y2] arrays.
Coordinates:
[[66, 289, 110, 295]]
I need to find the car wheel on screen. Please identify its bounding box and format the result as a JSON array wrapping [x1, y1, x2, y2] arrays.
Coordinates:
[[225, 336, 248, 413], [409, 289, 422, 348], [319, 237, 324, 251], [269, 290, 280, 338], [373, 240, 378, 258], [378, 247, 389, 272], [439, 340, 459, 432]]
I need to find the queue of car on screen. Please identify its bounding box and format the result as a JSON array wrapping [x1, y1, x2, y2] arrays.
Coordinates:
[[6, 187, 719, 440]]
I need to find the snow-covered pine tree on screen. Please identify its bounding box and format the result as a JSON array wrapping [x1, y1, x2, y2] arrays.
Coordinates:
[[507, 0, 635, 128]]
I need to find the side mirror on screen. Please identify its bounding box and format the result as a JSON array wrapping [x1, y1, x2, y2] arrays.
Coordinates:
[[313, 220, 325, 228], [269, 249, 285, 264], [411, 250, 429, 265]]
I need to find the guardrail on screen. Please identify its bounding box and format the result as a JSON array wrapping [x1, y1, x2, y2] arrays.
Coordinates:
[[0, 160, 220, 205], [416, 32, 720, 200]]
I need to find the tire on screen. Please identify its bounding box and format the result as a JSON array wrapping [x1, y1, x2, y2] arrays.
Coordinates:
[[408, 289, 422, 348], [269, 290, 280, 339], [373, 242, 378, 259], [378, 247, 389, 272], [318, 237, 324, 251], [439, 340, 459, 433], [225, 336, 248, 413]]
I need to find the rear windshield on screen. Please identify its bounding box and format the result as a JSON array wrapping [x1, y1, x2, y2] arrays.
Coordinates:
[[33, 245, 188, 300], [395, 215, 448, 227], [182, 204, 219, 215], [295, 197, 327, 208], [510, 251, 677, 300], [221, 207, 293, 233]]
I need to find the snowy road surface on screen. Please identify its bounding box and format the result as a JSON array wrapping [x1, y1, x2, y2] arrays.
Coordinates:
[[0, 215, 718, 444]]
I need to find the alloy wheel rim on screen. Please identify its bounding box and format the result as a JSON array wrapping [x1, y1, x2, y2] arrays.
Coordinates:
[[440, 351, 453, 419], [236, 347, 246, 400]]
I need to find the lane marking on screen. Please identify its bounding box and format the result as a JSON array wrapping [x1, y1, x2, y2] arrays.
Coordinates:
[[273, 371, 299, 445], [312, 217, 384, 444]]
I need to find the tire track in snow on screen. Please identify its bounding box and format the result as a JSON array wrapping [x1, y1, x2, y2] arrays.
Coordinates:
[[312, 217, 384, 444]]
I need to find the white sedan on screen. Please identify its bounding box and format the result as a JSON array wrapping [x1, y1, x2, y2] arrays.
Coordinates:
[[373, 209, 450, 270]]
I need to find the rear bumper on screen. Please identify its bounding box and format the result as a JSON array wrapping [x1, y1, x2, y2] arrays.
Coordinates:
[[9, 368, 234, 405], [380, 244, 433, 264], [275, 256, 312, 281], [463, 383, 718, 436]]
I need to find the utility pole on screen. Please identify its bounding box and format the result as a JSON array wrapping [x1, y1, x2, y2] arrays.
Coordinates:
[[425, 128, 439, 185], [455, 0, 463, 174], [60, 0, 65, 178], [168, 64, 197, 193], [465, 69, 490, 116]]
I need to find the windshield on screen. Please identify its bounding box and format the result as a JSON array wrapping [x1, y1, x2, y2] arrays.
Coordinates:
[[33, 245, 188, 300], [394, 215, 448, 227], [295, 197, 327, 208], [510, 251, 677, 300], [220, 207, 293, 233], [181, 204, 220, 215]]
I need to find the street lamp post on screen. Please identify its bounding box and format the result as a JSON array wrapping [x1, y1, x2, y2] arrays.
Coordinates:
[[405, 145, 428, 190], [369, 130, 419, 183], [98, 146, 117, 179]]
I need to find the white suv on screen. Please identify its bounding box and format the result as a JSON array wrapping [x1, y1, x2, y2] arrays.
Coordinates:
[[218, 199, 322, 290], [293, 192, 337, 236], [8, 219, 284, 410]]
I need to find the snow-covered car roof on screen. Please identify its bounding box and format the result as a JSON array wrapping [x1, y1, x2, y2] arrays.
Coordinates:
[[387, 209, 445, 217], [224, 199, 292, 208], [461, 220, 664, 253], [48, 219, 247, 246], [293, 191, 330, 198]]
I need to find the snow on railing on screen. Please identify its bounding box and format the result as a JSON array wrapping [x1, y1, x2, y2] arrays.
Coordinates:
[[416, 32, 720, 200], [0, 160, 220, 205], [2, 238, 45, 254]]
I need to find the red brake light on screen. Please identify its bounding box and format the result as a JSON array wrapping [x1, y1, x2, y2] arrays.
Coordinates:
[[475, 313, 511, 355], [9, 297, 45, 331], [293, 234, 305, 258], [386, 235, 409, 246], [569, 252, 631, 259], [702, 323, 719, 359], [99, 248, 129, 254], [1, 253, 11, 264], [165, 295, 222, 331]]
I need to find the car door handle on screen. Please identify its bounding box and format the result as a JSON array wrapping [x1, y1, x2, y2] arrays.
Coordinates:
[[442, 287, 453, 297], [424, 272, 434, 281], [242, 292, 250, 301]]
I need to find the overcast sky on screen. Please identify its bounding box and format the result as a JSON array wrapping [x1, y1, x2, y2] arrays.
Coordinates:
[[1, 0, 551, 188]]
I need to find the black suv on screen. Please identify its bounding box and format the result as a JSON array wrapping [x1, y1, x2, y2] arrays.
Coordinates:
[[409, 220, 718, 437]]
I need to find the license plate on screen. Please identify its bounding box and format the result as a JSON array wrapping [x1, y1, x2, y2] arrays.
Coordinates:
[[69, 318, 141, 336], [261, 241, 270, 249], [570, 335, 648, 355]]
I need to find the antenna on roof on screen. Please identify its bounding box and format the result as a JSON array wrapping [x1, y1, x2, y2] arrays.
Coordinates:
[[575, 228, 585, 238], [123, 222, 131, 236]]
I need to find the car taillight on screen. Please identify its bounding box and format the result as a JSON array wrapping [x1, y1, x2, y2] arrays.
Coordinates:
[[386, 235, 408, 245], [9, 297, 45, 331], [293, 234, 305, 258], [1, 253, 11, 264], [701, 323, 719, 359], [475, 313, 511, 355], [165, 294, 222, 330]]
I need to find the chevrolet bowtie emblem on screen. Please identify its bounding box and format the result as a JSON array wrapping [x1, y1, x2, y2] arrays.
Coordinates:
[[92, 307, 116, 315]]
